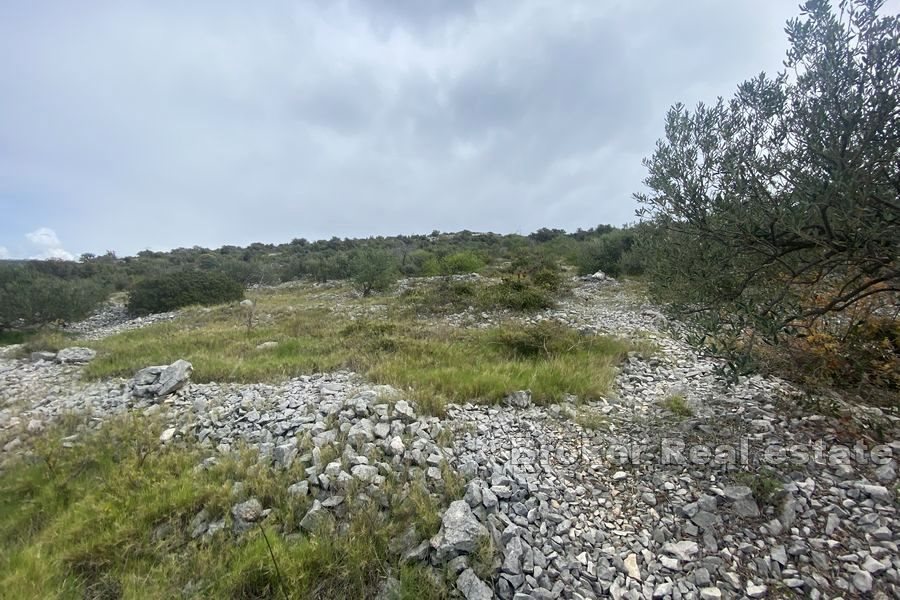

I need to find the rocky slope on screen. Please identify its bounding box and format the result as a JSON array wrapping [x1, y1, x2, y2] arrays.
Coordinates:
[[1, 281, 897, 599]]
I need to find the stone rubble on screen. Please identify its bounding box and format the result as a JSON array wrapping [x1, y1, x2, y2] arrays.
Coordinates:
[[62, 302, 177, 340], [0, 280, 897, 599]]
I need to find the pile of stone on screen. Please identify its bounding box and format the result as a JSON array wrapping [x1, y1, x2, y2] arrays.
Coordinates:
[[62, 303, 177, 341]]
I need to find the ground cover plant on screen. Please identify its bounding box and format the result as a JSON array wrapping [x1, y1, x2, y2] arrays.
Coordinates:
[[0, 415, 452, 599], [78, 282, 632, 417]]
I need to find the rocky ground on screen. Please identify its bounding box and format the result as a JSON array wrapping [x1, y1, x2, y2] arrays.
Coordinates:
[[1, 280, 897, 599]]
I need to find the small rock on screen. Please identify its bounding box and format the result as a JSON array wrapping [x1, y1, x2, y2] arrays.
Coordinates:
[[745, 583, 767, 598], [623, 553, 640, 580], [300, 500, 330, 532], [852, 570, 873, 594], [699, 587, 722, 600], [231, 498, 263, 534], [662, 540, 699, 562]]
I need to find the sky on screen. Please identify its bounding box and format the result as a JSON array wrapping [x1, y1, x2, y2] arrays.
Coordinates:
[[0, 0, 825, 259]]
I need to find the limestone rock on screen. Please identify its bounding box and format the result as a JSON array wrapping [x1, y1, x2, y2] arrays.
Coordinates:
[[56, 347, 96, 364]]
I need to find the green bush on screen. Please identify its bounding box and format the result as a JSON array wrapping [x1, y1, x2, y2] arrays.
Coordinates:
[[0, 265, 109, 330], [406, 276, 557, 314], [126, 270, 244, 316], [487, 279, 555, 311], [441, 252, 485, 275], [350, 250, 399, 296], [574, 229, 644, 277]]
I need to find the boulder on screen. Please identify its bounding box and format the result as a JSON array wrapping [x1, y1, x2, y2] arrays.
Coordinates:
[[431, 500, 489, 562], [132, 359, 193, 398], [56, 347, 96, 364], [30, 351, 57, 363], [456, 569, 492, 600]]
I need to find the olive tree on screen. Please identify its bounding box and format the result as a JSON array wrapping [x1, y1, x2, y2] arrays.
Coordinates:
[[637, 0, 899, 357], [350, 249, 399, 296]]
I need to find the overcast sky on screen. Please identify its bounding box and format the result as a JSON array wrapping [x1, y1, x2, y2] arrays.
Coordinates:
[[1, 1, 821, 259]]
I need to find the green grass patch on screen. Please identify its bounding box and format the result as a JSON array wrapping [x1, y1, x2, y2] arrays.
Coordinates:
[[0, 416, 450, 599], [572, 409, 608, 431], [6, 330, 75, 355], [734, 468, 784, 507], [79, 288, 632, 416], [660, 394, 693, 417], [0, 330, 29, 346], [402, 277, 559, 315]]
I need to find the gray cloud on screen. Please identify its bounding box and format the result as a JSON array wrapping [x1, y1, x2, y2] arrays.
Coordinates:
[[2, 0, 869, 257]]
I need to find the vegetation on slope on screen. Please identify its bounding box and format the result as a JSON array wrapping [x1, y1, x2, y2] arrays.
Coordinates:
[[637, 0, 899, 396], [78, 281, 631, 417], [0, 415, 454, 599]]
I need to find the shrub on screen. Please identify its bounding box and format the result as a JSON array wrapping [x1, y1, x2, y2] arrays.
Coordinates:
[[126, 270, 244, 316], [531, 267, 564, 292], [0, 265, 109, 330], [350, 249, 399, 296], [406, 276, 557, 314], [574, 229, 644, 277], [404, 280, 479, 314], [440, 252, 485, 275], [636, 1, 899, 363], [486, 279, 555, 311]]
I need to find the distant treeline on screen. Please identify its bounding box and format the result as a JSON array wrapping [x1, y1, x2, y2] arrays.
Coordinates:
[[0, 224, 646, 330]]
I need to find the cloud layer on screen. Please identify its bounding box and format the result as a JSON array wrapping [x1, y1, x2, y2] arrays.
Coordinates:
[[0, 0, 849, 257]]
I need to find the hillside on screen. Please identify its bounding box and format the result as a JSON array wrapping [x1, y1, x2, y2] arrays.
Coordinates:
[[1, 272, 897, 598]]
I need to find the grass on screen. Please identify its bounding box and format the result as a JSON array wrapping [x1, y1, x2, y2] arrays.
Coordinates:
[[660, 394, 693, 418], [470, 535, 496, 582], [572, 409, 608, 431], [734, 468, 784, 507], [0, 415, 452, 599], [401, 276, 560, 315], [0, 330, 29, 346], [73, 286, 633, 416], [5, 330, 75, 353]]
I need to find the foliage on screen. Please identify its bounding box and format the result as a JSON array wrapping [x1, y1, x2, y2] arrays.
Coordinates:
[[573, 228, 645, 278], [438, 252, 486, 275], [490, 321, 585, 359], [660, 394, 693, 417], [734, 468, 784, 507], [0, 416, 451, 599], [0, 265, 109, 331], [81, 286, 632, 415], [755, 294, 900, 396], [404, 275, 559, 315], [350, 249, 400, 296], [637, 0, 899, 384], [486, 279, 557, 311], [126, 270, 244, 316]]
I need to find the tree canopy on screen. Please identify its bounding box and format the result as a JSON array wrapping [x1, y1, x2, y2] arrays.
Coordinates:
[[637, 0, 899, 345]]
